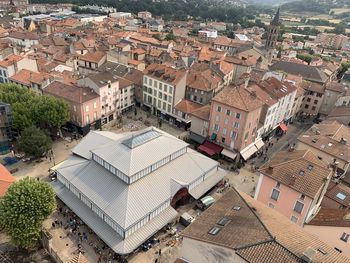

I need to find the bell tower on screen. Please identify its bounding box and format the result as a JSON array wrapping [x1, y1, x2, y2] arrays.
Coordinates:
[[265, 8, 281, 50]]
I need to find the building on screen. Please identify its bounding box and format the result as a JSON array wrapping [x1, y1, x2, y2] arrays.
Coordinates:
[[189, 105, 211, 144], [208, 85, 263, 160], [173, 99, 202, 129], [143, 64, 187, 125], [77, 71, 134, 125], [43, 81, 101, 135], [77, 51, 107, 75], [305, 208, 350, 257], [0, 102, 12, 154], [0, 163, 14, 198], [137, 11, 152, 20], [7, 31, 39, 51], [315, 33, 348, 50], [265, 8, 280, 51], [319, 82, 348, 116], [51, 127, 226, 255], [181, 188, 350, 263], [328, 106, 350, 125], [297, 120, 350, 175], [0, 54, 38, 83], [147, 20, 163, 32], [270, 61, 328, 85], [9, 69, 52, 93], [185, 69, 222, 105], [300, 81, 325, 116], [254, 149, 332, 226], [321, 182, 350, 210], [256, 77, 297, 132]]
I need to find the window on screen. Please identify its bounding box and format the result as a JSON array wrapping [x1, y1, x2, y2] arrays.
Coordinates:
[[234, 122, 239, 128], [217, 217, 231, 226], [236, 113, 241, 119], [230, 131, 237, 139], [224, 118, 228, 125], [93, 102, 97, 109], [85, 106, 89, 112], [73, 105, 76, 112], [306, 98, 311, 102], [314, 100, 318, 104], [268, 203, 275, 209], [226, 109, 231, 116], [167, 104, 171, 113], [169, 86, 173, 93], [341, 233, 349, 242], [291, 216, 298, 224], [214, 124, 219, 131], [154, 80, 158, 88], [222, 128, 227, 135], [217, 106, 222, 112], [221, 137, 225, 143], [276, 182, 280, 189], [248, 122, 251, 129], [215, 115, 220, 122], [149, 79, 152, 86], [159, 83, 162, 90], [163, 102, 166, 111], [300, 194, 305, 201], [271, 189, 280, 201], [164, 85, 167, 92], [294, 201, 304, 214], [244, 132, 249, 140], [168, 96, 172, 103], [164, 94, 168, 101], [312, 106, 316, 111], [305, 104, 309, 109]]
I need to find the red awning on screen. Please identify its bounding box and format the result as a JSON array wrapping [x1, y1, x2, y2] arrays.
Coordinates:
[[279, 123, 288, 132], [198, 141, 223, 157]]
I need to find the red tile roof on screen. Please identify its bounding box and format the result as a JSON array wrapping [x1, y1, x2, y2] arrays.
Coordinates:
[[0, 164, 15, 197]]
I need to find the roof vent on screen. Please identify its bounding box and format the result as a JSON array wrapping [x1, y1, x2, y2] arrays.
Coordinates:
[[312, 138, 318, 143], [340, 137, 347, 145], [217, 217, 231, 226], [208, 226, 222, 235], [301, 247, 317, 263], [233, 206, 241, 211]]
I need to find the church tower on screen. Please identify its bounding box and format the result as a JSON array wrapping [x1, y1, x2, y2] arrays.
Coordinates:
[[265, 8, 281, 50]]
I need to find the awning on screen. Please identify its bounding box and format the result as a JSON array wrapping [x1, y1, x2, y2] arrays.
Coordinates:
[[198, 141, 223, 157], [221, 149, 237, 160], [52, 181, 177, 255], [254, 139, 265, 150], [240, 143, 258, 160], [189, 168, 226, 199], [279, 123, 288, 132], [189, 132, 206, 144]]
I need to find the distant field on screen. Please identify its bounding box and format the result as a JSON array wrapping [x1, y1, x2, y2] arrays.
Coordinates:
[[309, 14, 332, 20], [330, 8, 350, 15]]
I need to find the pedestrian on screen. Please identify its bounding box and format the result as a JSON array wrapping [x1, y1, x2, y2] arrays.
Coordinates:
[[159, 249, 162, 256], [52, 222, 56, 228]]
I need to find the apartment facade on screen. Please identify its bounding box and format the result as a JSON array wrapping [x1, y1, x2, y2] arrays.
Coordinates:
[[78, 71, 134, 125], [43, 81, 101, 134], [208, 85, 263, 158], [0, 54, 38, 83], [300, 81, 325, 116], [142, 64, 187, 124], [254, 150, 332, 226], [77, 51, 107, 75]]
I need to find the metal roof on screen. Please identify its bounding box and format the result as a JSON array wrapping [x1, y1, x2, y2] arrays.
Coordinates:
[[52, 181, 177, 255]]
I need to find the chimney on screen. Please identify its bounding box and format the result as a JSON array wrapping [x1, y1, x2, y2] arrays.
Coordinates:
[[301, 247, 317, 263]]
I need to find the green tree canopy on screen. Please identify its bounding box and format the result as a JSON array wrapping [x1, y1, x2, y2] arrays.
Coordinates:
[[296, 54, 313, 65], [18, 126, 52, 158], [165, 33, 176, 41], [0, 84, 69, 132], [0, 178, 56, 248]]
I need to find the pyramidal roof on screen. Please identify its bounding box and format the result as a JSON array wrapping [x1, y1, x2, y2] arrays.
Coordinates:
[[271, 8, 281, 26]]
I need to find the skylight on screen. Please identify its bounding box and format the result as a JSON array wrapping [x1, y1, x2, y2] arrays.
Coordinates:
[[208, 226, 222, 235], [233, 206, 241, 211], [307, 164, 313, 171], [336, 192, 347, 201], [122, 129, 161, 149], [217, 217, 231, 226], [299, 170, 305, 176]]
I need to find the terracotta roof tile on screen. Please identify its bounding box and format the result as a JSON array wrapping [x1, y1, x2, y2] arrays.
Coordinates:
[[80, 51, 106, 63], [174, 99, 202, 114], [10, 69, 50, 86], [212, 85, 264, 112], [190, 104, 211, 121], [307, 207, 350, 227], [259, 150, 332, 199], [0, 164, 15, 197], [0, 54, 23, 67], [144, 64, 186, 85]]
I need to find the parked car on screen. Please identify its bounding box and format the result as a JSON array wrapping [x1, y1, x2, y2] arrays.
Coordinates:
[[180, 212, 195, 227], [196, 196, 215, 210]]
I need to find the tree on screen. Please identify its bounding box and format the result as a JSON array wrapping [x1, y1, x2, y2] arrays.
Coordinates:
[[18, 126, 52, 158], [0, 84, 69, 133], [0, 178, 56, 249], [296, 54, 313, 65], [165, 33, 176, 41]]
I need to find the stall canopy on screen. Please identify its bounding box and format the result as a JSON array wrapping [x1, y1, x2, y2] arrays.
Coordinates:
[[255, 139, 265, 150], [221, 149, 237, 160], [240, 143, 258, 160], [198, 141, 223, 157], [279, 123, 288, 132]]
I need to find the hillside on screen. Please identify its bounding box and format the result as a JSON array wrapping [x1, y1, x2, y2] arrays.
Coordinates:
[[281, 0, 350, 14]]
